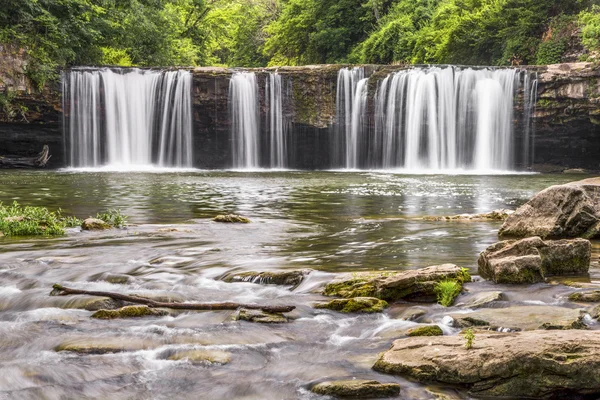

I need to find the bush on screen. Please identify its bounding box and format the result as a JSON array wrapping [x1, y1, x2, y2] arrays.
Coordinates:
[[0, 201, 82, 236], [96, 209, 127, 228]]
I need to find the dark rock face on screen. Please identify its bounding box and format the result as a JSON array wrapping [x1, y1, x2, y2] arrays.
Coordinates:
[[499, 178, 600, 239], [478, 237, 591, 283], [1, 62, 599, 170], [373, 331, 600, 399]]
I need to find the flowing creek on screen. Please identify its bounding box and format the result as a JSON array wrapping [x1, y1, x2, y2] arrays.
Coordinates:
[[0, 170, 598, 399]]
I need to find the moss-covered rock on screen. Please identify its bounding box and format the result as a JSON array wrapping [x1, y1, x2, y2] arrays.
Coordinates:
[[167, 349, 231, 364], [82, 297, 127, 311], [314, 297, 388, 313], [569, 290, 600, 302], [91, 305, 168, 319], [311, 379, 401, 398], [235, 308, 288, 323], [212, 214, 250, 223], [407, 325, 443, 337], [81, 218, 111, 231], [323, 264, 470, 303], [55, 338, 153, 354]]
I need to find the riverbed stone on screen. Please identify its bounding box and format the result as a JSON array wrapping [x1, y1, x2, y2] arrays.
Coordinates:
[[455, 291, 504, 309], [569, 290, 600, 302], [167, 349, 232, 364], [221, 269, 311, 287], [55, 338, 154, 354], [373, 330, 600, 398], [311, 379, 400, 398], [314, 297, 388, 313], [81, 218, 111, 231], [82, 297, 127, 311], [407, 325, 443, 337], [478, 237, 591, 283], [235, 308, 288, 323], [91, 305, 169, 319], [448, 305, 586, 331], [423, 209, 513, 221], [499, 177, 600, 239], [212, 214, 250, 223], [324, 264, 470, 302]]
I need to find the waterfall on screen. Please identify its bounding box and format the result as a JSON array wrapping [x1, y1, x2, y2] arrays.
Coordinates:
[[334, 67, 366, 168], [369, 66, 536, 171], [266, 72, 287, 168], [229, 72, 260, 169], [63, 68, 193, 169]]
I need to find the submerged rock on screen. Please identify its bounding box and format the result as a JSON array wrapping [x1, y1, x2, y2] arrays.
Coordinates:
[[167, 349, 231, 364], [311, 379, 400, 398], [81, 218, 111, 231], [91, 305, 168, 319], [221, 269, 311, 287], [373, 330, 600, 398], [235, 308, 288, 323], [499, 177, 600, 239], [423, 209, 513, 221], [82, 297, 127, 311], [314, 297, 388, 313], [55, 338, 154, 354], [448, 305, 586, 331], [478, 237, 591, 283], [569, 290, 600, 302], [212, 214, 251, 223], [324, 264, 470, 302], [407, 325, 443, 337], [398, 307, 428, 321]]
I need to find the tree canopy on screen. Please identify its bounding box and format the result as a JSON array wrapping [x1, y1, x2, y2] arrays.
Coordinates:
[[1, 0, 599, 87]]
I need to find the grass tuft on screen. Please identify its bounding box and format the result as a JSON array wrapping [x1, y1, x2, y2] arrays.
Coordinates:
[[96, 209, 127, 228], [434, 279, 462, 307]]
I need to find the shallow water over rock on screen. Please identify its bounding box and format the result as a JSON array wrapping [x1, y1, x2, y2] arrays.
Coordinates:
[[0, 171, 598, 399]]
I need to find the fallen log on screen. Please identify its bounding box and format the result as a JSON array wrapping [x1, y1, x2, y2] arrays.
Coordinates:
[[50, 284, 295, 313], [0, 145, 51, 168]]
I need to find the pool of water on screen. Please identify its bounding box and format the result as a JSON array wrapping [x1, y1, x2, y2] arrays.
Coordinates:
[[0, 171, 596, 399]]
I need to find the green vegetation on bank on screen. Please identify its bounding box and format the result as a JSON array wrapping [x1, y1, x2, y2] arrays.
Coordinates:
[[1, 0, 600, 88]]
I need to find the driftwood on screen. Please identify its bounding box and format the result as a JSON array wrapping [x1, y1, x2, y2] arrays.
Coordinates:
[[50, 284, 295, 313], [0, 145, 51, 168]]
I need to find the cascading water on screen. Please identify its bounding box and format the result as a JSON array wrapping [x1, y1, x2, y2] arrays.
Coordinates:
[[229, 72, 260, 169], [63, 68, 193, 169], [266, 72, 287, 169], [334, 67, 367, 168]]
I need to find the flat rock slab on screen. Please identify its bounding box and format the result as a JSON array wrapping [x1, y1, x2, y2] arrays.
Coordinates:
[[499, 178, 600, 239], [311, 379, 400, 398], [221, 269, 311, 287], [374, 331, 600, 398], [448, 305, 585, 331], [455, 291, 504, 309]]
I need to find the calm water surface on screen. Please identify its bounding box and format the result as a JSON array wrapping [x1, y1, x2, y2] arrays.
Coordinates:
[[0, 171, 596, 399]]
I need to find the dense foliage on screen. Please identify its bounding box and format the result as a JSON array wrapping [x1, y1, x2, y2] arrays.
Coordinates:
[[1, 0, 599, 84]]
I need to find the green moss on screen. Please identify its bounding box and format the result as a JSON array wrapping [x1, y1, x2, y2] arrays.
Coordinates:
[[91, 305, 168, 319], [323, 279, 377, 298], [434, 280, 462, 307], [407, 325, 443, 337], [314, 297, 388, 313], [213, 214, 251, 223]]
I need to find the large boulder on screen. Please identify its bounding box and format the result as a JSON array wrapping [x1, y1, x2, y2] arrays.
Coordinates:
[[478, 237, 591, 283], [373, 330, 600, 398], [499, 178, 600, 239], [324, 264, 470, 302]]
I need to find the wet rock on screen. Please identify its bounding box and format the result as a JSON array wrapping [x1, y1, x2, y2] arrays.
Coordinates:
[[563, 168, 588, 174], [478, 237, 591, 284], [311, 379, 400, 398], [499, 177, 600, 239], [407, 325, 443, 337], [167, 349, 231, 364], [589, 305, 600, 319], [81, 218, 111, 231], [91, 305, 169, 319], [221, 269, 311, 287], [212, 214, 250, 223], [235, 308, 288, 323], [448, 305, 586, 331], [568, 290, 600, 302], [324, 264, 471, 302], [55, 338, 154, 354], [82, 297, 127, 311], [314, 297, 388, 313], [455, 291, 504, 309], [398, 306, 428, 321], [373, 330, 600, 398], [423, 209, 513, 221]]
